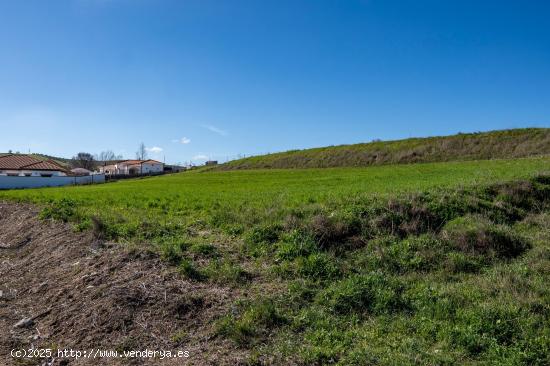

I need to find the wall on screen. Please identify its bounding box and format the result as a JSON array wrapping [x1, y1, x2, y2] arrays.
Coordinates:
[[0, 170, 67, 177], [0, 174, 106, 190], [140, 163, 164, 174]]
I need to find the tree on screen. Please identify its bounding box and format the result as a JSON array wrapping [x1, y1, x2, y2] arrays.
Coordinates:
[[96, 150, 122, 162], [136, 142, 147, 160], [71, 152, 96, 171]]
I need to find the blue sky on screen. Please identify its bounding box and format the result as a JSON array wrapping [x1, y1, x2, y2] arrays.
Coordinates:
[[1, 0, 549, 164]]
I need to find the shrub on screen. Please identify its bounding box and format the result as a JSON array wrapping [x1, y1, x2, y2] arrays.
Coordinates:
[[494, 180, 539, 211], [367, 197, 444, 238], [317, 272, 408, 315], [39, 198, 79, 223], [369, 234, 445, 274], [441, 215, 530, 259], [308, 213, 356, 249]]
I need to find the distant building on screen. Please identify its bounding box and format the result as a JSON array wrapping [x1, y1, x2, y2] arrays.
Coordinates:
[[98, 159, 164, 176], [0, 154, 68, 177], [205, 160, 218, 166], [70, 168, 92, 176], [164, 165, 186, 173]]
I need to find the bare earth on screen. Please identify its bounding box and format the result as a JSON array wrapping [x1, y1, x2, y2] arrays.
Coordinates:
[[0, 203, 247, 366]]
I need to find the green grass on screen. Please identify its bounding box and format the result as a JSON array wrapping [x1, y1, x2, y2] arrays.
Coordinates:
[[218, 128, 550, 170], [1, 157, 548, 242], [1, 156, 550, 365]]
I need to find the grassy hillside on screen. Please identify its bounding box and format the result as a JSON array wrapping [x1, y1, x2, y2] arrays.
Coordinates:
[[218, 128, 550, 170], [1, 156, 550, 364], [1, 157, 548, 237]]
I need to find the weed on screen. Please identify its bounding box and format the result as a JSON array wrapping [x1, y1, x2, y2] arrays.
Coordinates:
[[178, 259, 205, 281], [295, 253, 341, 280], [203, 259, 251, 285], [39, 198, 79, 222], [317, 272, 408, 315], [190, 243, 218, 257], [275, 230, 318, 261], [216, 299, 286, 346]]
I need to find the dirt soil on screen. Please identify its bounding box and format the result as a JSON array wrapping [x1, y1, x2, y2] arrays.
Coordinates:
[[0, 203, 247, 366]]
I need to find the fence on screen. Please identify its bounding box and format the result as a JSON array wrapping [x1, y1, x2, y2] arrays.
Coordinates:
[[0, 174, 106, 190], [105, 171, 166, 181]]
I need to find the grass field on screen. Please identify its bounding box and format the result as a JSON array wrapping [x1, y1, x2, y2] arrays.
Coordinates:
[[1, 157, 549, 241], [1, 156, 550, 365]]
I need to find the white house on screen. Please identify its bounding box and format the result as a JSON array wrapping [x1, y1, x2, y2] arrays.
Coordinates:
[[0, 154, 68, 177], [98, 159, 164, 176]]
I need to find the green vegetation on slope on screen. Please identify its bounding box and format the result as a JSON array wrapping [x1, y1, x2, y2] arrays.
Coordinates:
[[218, 128, 550, 170], [1, 156, 550, 365], [0, 157, 548, 241]]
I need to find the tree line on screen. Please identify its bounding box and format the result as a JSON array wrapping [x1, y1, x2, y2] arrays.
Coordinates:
[[70, 143, 148, 170]]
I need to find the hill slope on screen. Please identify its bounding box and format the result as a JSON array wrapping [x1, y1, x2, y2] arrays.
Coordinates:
[[1, 159, 550, 364], [218, 128, 550, 170]]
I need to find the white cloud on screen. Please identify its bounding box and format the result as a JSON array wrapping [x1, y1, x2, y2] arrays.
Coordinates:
[[171, 137, 191, 144], [146, 146, 163, 154], [192, 154, 209, 160], [202, 124, 228, 136]]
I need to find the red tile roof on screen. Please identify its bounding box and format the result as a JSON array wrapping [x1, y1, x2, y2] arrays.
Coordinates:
[[0, 154, 68, 171]]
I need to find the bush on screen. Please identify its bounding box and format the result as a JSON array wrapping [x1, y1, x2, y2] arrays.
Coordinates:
[[308, 213, 357, 249], [369, 234, 445, 274], [493, 180, 539, 211], [442, 215, 530, 259], [317, 272, 408, 315], [39, 198, 80, 223], [367, 197, 445, 238]]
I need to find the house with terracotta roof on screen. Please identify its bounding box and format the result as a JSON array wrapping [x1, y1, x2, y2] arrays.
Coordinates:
[[0, 154, 69, 177], [98, 159, 164, 176]]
